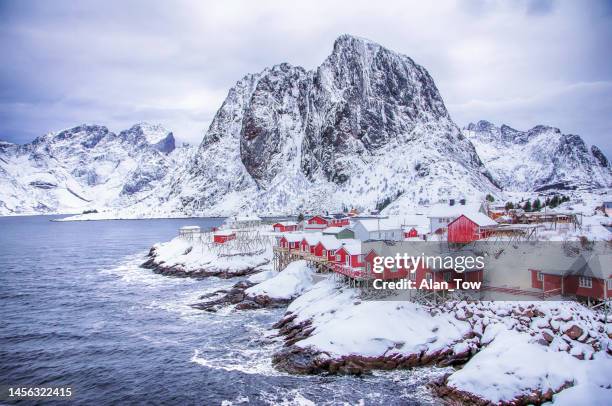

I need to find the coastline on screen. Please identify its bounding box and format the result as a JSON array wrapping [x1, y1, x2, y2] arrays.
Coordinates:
[[139, 229, 611, 405]]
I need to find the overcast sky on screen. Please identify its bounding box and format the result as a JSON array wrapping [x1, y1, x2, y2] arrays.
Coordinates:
[[1, 0, 611, 155]]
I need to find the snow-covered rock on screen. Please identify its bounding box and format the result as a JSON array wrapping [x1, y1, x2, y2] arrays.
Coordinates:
[[142, 235, 271, 278], [464, 120, 612, 192], [245, 260, 315, 300]]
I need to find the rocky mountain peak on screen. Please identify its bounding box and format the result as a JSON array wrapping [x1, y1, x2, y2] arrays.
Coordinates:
[[176, 36, 497, 215], [464, 120, 611, 191], [119, 123, 175, 154]]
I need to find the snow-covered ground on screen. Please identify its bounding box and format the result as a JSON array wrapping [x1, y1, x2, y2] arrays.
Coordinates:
[[245, 260, 315, 300], [145, 234, 272, 276], [276, 279, 612, 404]]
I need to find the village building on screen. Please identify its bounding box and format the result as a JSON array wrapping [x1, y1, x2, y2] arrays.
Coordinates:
[[272, 221, 299, 233], [529, 254, 612, 301], [304, 215, 330, 232], [447, 213, 498, 244], [179, 226, 201, 239], [322, 226, 355, 239], [313, 235, 343, 262], [333, 240, 365, 278], [278, 234, 303, 250], [604, 201, 612, 216], [328, 213, 351, 227], [426, 200, 487, 234], [213, 230, 236, 244], [400, 214, 429, 240], [300, 233, 322, 255], [352, 218, 403, 241], [227, 214, 262, 229]]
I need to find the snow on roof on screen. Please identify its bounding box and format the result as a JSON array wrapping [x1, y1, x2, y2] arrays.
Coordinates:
[[322, 226, 350, 234], [302, 232, 322, 245], [460, 212, 498, 227], [318, 235, 342, 250], [274, 221, 298, 226], [215, 229, 236, 236], [282, 233, 304, 243], [180, 226, 201, 231], [354, 218, 403, 232], [339, 239, 362, 255]]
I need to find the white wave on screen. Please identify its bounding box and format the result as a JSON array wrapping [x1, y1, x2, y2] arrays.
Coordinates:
[[190, 348, 283, 376]]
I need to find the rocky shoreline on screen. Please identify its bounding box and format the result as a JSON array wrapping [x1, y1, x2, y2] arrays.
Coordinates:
[[141, 246, 268, 279], [190, 279, 292, 312], [270, 311, 475, 375], [268, 299, 611, 405]]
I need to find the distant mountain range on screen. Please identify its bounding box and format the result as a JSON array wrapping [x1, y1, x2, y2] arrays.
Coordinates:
[[1, 35, 610, 217], [463, 120, 610, 192], [0, 123, 193, 215]]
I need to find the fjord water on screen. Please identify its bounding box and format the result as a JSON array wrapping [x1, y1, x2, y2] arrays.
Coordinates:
[[0, 216, 443, 405]]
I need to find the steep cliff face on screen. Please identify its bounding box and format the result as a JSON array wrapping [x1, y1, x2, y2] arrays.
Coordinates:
[[174, 35, 498, 215], [464, 120, 612, 191], [0, 123, 190, 215]]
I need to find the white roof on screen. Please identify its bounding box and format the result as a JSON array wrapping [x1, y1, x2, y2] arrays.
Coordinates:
[[282, 233, 304, 243], [302, 232, 322, 245], [180, 226, 200, 231], [322, 226, 349, 234], [459, 212, 498, 227], [318, 235, 342, 250], [354, 218, 403, 232], [339, 239, 362, 255], [275, 221, 297, 226], [215, 229, 236, 236]]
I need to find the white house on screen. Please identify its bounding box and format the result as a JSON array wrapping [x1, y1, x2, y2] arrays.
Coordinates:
[[426, 201, 487, 234], [352, 218, 403, 241]]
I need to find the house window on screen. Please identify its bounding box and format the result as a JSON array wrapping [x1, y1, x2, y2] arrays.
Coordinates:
[[409, 271, 416, 281], [425, 272, 432, 281], [336, 255, 341, 261], [345, 257, 350, 266], [607, 279, 612, 290], [444, 272, 452, 282], [366, 263, 371, 274], [537, 271, 543, 282], [579, 277, 592, 288], [322, 249, 327, 256]]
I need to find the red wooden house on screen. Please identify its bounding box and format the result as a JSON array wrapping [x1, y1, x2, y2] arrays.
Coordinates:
[[300, 234, 321, 255], [528, 254, 611, 300], [304, 215, 330, 231], [404, 228, 418, 238], [213, 230, 236, 244], [313, 236, 342, 261], [332, 241, 365, 278], [329, 215, 351, 227], [278, 234, 302, 250], [447, 213, 497, 244], [273, 222, 298, 232]]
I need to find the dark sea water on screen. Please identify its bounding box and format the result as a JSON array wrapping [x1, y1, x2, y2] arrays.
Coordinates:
[[0, 216, 445, 405]]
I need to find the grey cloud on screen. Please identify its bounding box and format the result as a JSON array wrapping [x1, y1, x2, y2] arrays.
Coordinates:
[[0, 0, 610, 157]]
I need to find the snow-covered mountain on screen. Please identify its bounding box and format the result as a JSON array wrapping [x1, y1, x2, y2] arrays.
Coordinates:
[[464, 120, 611, 192], [0, 123, 193, 215], [3, 35, 610, 218], [167, 35, 498, 216]]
